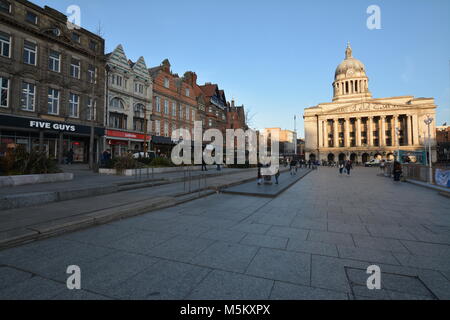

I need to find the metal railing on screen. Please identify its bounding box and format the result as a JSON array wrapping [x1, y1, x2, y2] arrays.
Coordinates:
[[134, 167, 155, 182]]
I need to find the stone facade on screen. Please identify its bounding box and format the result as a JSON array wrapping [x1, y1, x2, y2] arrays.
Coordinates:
[[105, 44, 152, 157], [0, 0, 105, 163], [303, 44, 437, 164]]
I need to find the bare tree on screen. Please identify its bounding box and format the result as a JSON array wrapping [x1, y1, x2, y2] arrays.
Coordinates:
[[245, 107, 257, 128]]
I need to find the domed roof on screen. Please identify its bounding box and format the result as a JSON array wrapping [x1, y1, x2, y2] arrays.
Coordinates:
[[334, 43, 367, 80]]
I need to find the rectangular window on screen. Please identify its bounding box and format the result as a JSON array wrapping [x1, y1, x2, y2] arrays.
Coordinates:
[[23, 40, 37, 65], [87, 98, 96, 121], [164, 121, 169, 137], [21, 82, 35, 111], [185, 88, 190, 97], [71, 33, 80, 43], [172, 102, 176, 116], [89, 40, 97, 51], [133, 118, 145, 132], [109, 113, 127, 129], [70, 58, 80, 79], [155, 96, 161, 112], [47, 88, 59, 115], [48, 50, 60, 72], [0, 31, 11, 57], [114, 75, 123, 87], [155, 120, 161, 135], [0, 0, 10, 13], [164, 100, 169, 114], [192, 110, 195, 121], [186, 106, 190, 120], [69, 93, 79, 118], [164, 78, 169, 88], [208, 119, 213, 127], [179, 105, 183, 118], [0, 77, 9, 108], [88, 65, 96, 83], [26, 11, 38, 24]]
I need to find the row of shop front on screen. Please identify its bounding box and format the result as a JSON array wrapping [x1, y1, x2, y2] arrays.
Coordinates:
[[0, 114, 176, 163]]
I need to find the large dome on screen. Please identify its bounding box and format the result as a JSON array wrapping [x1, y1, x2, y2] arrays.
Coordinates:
[[334, 44, 367, 81]]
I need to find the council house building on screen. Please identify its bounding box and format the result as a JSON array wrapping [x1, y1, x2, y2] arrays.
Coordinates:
[[303, 43, 437, 164]]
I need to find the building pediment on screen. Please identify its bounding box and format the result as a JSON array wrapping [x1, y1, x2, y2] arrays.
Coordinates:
[[326, 102, 420, 115]]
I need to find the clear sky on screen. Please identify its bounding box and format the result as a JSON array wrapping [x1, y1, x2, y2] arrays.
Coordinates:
[[31, 0, 450, 137]]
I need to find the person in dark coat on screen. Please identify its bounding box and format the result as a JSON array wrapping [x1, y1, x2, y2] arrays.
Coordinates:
[[345, 160, 353, 176], [393, 161, 402, 182], [67, 149, 74, 165], [257, 162, 263, 185]]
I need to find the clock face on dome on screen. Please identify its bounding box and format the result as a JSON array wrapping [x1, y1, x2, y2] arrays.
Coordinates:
[[346, 69, 355, 76]]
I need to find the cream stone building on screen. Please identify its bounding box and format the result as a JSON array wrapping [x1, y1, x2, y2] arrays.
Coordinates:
[[304, 44, 437, 164]]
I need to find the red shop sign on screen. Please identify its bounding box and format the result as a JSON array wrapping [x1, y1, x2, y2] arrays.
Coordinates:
[[106, 130, 151, 141]]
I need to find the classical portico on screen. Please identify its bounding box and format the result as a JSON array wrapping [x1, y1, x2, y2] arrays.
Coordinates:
[[304, 44, 437, 164]]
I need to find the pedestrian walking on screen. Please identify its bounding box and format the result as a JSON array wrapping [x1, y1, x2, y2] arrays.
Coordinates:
[[290, 159, 297, 175], [275, 167, 280, 185], [339, 161, 344, 175], [345, 160, 353, 176], [257, 162, 263, 185]]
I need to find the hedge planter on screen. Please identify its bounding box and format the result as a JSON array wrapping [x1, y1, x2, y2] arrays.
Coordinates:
[[0, 173, 74, 188]]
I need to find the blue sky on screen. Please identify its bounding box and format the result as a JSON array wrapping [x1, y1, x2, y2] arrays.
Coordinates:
[[32, 0, 450, 137]]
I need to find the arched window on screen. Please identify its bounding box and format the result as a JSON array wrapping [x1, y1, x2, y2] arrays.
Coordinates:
[[110, 97, 125, 109]]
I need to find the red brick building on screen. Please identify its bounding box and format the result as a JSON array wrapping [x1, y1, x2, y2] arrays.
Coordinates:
[[226, 100, 247, 130], [199, 83, 228, 135], [149, 59, 198, 154]]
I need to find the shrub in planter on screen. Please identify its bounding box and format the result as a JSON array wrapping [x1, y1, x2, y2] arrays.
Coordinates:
[[113, 154, 144, 173], [0, 146, 61, 176], [150, 157, 173, 167]]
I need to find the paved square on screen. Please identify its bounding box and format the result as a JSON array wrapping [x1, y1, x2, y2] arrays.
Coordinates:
[[1, 167, 450, 299]]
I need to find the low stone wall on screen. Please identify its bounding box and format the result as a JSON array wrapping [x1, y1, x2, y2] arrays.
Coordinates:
[[99, 165, 216, 176], [0, 173, 74, 188]]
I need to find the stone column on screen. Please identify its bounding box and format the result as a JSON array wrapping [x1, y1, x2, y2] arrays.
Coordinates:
[[356, 118, 362, 147], [324, 120, 329, 148], [412, 114, 419, 145], [318, 120, 323, 149], [380, 116, 386, 147], [407, 114, 413, 146], [368, 116, 374, 147], [392, 115, 398, 146], [333, 118, 339, 148], [345, 117, 350, 147]]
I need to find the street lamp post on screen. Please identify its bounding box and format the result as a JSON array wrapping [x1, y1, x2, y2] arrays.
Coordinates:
[[424, 115, 434, 184]]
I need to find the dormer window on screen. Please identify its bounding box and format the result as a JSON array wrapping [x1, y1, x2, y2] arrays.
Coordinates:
[[164, 78, 169, 88], [185, 88, 190, 97], [26, 11, 38, 24], [0, 0, 10, 13]]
